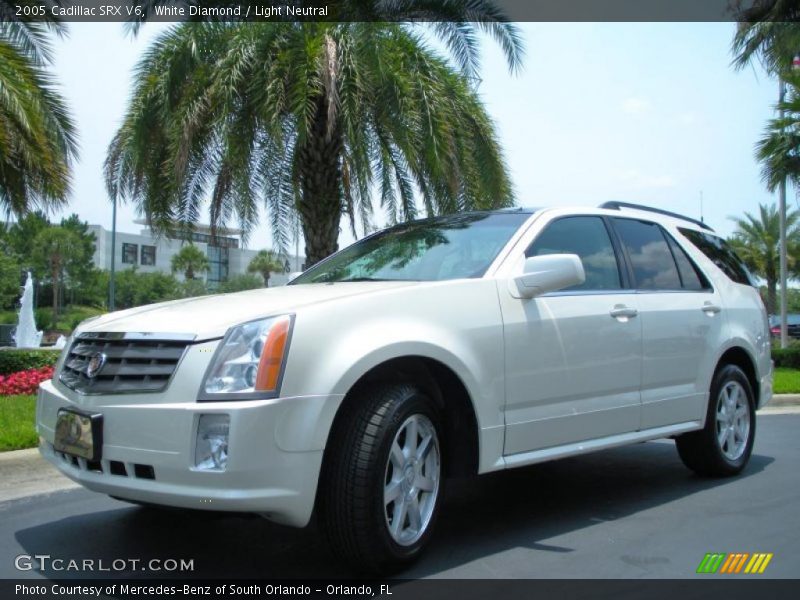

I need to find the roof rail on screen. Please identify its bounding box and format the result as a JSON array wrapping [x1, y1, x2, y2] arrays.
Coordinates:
[[599, 201, 714, 232]]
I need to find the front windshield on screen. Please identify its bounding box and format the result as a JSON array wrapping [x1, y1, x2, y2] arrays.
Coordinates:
[[291, 212, 531, 284]]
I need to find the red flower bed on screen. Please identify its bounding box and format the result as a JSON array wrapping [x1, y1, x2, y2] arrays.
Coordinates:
[[0, 366, 54, 396]]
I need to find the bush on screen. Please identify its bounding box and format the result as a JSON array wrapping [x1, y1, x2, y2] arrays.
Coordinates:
[[177, 278, 208, 299], [114, 268, 180, 309], [772, 345, 800, 369], [0, 305, 105, 335], [57, 305, 105, 330], [218, 273, 263, 293], [34, 308, 50, 328], [0, 349, 60, 375]]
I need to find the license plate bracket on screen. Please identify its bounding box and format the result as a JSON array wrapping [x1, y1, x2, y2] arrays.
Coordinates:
[[54, 409, 103, 462]]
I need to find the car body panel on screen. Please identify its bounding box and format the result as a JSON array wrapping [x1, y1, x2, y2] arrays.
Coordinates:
[[36, 204, 772, 528]]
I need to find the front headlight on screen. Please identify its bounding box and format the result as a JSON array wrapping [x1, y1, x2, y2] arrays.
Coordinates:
[[200, 314, 293, 400]]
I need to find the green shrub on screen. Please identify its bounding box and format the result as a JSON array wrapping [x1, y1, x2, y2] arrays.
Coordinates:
[[218, 273, 263, 293], [0, 348, 60, 375], [34, 308, 50, 328], [772, 345, 800, 369], [56, 305, 105, 331]]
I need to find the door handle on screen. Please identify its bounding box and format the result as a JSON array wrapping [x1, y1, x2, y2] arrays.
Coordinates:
[[702, 302, 722, 315], [609, 305, 638, 319]]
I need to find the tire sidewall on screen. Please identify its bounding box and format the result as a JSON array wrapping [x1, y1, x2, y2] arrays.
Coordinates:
[[706, 365, 756, 472], [370, 389, 444, 564]]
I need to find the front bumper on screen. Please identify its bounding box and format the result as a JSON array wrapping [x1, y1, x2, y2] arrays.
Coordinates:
[[36, 379, 343, 527]]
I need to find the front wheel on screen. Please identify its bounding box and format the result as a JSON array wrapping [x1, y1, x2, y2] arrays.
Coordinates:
[[319, 383, 443, 573], [675, 364, 756, 477]]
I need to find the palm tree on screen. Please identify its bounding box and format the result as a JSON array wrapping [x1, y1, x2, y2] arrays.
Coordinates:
[[170, 244, 210, 280], [248, 249, 284, 287], [105, 6, 523, 266], [0, 2, 77, 215], [731, 1, 800, 75], [31, 226, 81, 324], [756, 72, 800, 190], [729, 203, 800, 314]]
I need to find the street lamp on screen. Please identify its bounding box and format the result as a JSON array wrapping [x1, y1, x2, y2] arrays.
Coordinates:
[[777, 55, 800, 349], [780, 55, 800, 347], [109, 195, 117, 311]]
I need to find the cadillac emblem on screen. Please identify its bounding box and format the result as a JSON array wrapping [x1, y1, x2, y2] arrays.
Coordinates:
[[85, 353, 107, 379]]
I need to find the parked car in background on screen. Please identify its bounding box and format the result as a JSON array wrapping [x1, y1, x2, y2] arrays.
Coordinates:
[[768, 314, 800, 339], [36, 202, 771, 573]]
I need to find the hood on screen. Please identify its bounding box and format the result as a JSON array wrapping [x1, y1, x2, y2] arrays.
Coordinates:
[[78, 281, 417, 340]]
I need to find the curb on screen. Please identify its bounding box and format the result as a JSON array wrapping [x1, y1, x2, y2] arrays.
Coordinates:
[[0, 447, 79, 503], [769, 394, 800, 406]]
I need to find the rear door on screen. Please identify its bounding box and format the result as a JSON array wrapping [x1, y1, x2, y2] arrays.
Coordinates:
[[610, 218, 723, 428]]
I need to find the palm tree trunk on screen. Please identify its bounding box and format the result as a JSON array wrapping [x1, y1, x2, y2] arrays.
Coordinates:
[[767, 278, 778, 315], [296, 97, 343, 267], [51, 269, 60, 327]]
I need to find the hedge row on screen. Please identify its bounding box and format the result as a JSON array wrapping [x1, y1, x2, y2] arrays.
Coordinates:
[[0, 349, 61, 375], [772, 345, 800, 369]]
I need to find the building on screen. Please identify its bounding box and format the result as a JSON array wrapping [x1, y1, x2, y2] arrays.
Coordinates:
[[88, 221, 304, 288]]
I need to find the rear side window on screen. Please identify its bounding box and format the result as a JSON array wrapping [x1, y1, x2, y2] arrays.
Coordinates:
[[612, 218, 682, 290], [526, 216, 622, 291], [678, 228, 755, 286], [665, 234, 710, 291]]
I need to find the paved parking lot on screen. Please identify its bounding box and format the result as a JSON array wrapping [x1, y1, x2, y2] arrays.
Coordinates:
[[1, 413, 797, 579]]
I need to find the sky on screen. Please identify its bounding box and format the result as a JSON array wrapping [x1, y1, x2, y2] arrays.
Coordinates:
[[48, 21, 779, 252]]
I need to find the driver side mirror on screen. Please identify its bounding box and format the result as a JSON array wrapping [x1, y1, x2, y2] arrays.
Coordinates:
[[508, 254, 585, 299]]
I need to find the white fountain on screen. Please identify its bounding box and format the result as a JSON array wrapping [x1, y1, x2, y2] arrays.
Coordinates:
[[13, 272, 43, 348]]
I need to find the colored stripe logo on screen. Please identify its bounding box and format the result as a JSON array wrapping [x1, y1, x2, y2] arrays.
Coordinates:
[[697, 553, 773, 574]]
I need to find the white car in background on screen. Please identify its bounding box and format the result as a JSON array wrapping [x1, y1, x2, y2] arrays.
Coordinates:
[[37, 202, 771, 573]]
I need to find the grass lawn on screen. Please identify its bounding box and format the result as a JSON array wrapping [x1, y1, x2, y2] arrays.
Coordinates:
[[0, 395, 37, 451], [773, 368, 800, 394]]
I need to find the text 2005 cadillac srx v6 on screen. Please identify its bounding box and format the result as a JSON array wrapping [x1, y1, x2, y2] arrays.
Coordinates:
[[37, 203, 772, 572]]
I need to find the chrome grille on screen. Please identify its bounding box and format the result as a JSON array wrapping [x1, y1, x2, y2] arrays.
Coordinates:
[[59, 333, 191, 394]]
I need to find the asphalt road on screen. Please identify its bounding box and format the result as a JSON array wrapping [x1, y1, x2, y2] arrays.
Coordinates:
[[1, 414, 798, 580]]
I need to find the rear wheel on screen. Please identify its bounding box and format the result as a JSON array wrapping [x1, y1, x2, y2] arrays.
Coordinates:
[[676, 364, 756, 477], [320, 383, 443, 573]]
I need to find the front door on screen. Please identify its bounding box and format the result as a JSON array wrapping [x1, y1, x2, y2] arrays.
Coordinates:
[[500, 215, 642, 456]]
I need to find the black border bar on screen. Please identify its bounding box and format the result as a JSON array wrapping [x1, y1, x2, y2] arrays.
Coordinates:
[[3, 579, 800, 600], [0, 1, 770, 23]]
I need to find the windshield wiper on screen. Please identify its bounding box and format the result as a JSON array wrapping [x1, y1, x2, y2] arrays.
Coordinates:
[[335, 277, 392, 282]]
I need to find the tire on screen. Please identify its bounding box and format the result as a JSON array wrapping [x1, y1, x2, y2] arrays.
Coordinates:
[[675, 364, 756, 477], [319, 383, 444, 574]]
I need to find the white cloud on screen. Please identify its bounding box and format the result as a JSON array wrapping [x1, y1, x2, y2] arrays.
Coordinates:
[[674, 111, 698, 125], [617, 169, 677, 189], [621, 97, 651, 115]]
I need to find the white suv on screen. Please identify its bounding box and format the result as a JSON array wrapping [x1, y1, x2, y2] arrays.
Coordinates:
[[37, 203, 772, 572]]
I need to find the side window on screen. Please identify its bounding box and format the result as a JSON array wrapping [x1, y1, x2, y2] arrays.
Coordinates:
[[141, 245, 156, 266], [121, 243, 138, 265], [526, 216, 622, 291], [612, 218, 682, 290], [678, 228, 755, 286], [665, 234, 710, 291]]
